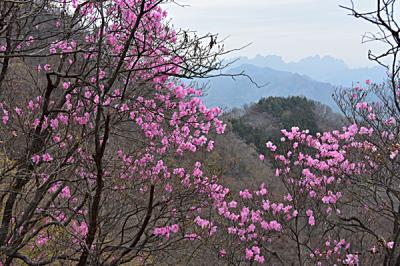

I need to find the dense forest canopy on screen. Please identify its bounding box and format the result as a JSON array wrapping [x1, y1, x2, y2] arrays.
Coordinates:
[[230, 97, 322, 153]]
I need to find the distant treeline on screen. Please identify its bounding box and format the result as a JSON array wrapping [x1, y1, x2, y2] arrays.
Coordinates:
[[230, 96, 320, 153]]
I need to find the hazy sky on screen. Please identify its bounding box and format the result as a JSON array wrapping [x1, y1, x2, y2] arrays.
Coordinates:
[[167, 0, 385, 68]]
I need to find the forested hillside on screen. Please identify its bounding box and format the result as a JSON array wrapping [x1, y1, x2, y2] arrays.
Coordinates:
[[198, 96, 343, 198], [228, 96, 343, 153]]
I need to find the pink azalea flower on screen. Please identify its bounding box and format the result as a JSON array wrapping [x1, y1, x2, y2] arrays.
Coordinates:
[[42, 153, 53, 162], [61, 186, 71, 199], [31, 154, 41, 165], [386, 241, 394, 249], [245, 248, 253, 260]]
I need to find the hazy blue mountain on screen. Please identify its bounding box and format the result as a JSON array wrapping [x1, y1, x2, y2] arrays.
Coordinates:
[[202, 64, 338, 110], [229, 55, 386, 87]]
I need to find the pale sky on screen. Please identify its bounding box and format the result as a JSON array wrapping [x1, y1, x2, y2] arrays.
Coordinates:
[[167, 0, 388, 68]]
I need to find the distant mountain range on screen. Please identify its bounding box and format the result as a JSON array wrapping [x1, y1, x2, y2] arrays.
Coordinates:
[[201, 55, 386, 111], [229, 55, 387, 87]]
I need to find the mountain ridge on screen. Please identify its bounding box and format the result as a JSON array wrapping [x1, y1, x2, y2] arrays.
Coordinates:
[[201, 55, 386, 111], [202, 63, 338, 110], [228, 54, 386, 86]]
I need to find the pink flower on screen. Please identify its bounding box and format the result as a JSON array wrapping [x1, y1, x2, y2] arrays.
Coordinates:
[[239, 189, 252, 199], [266, 141, 277, 151], [170, 224, 179, 233], [31, 154, 41, 165], [390, 150, 398, 160], [154, 224, 180, 239], [257, 183, 267, 196], [194, 216, 210, 229], [71, 220, 89, 240], [269, 220, 282, 231], [308, 216, 315, 226], [275, 168, 280, 176], [262, 200, 270, 211], [63, 82, 70, 90], [309, 190, 317, 197], [184, 233, 198, 240], [14, 107, 22, 116], [2, 114, 9, 125], [306, 209, 315, 226], [254, 255, 265, 263], [61, 186, 71, 199], [78, 221, 88, 236], [245, 248, 253, 260], [369, 245, 377, 253], [343, 254, 359, 265], [42, 153, 53, 162], [228, 200, 237, 208], [50, 119, 59, 130], [285, 193, 293, 202], [240, 207, 250, 222], [36, 235, 48, 246], [259, 154, 265, 161], [386, 241, 394, 249]]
